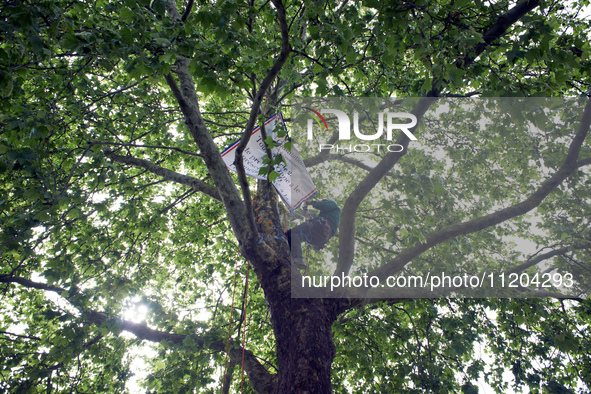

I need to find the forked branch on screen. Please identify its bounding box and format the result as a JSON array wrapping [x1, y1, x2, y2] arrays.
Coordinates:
[[106, 151, 221, 201], [163, 0, 260, 253], [336, 0, 543, 276], [233, 0, 291, 247], [367, 98, 591, 283]]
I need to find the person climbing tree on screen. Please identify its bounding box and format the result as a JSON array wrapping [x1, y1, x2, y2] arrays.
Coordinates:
[[286, 198, 341, 269]]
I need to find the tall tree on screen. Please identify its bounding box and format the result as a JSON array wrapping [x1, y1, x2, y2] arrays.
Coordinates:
[[1, 0, 590, 393]]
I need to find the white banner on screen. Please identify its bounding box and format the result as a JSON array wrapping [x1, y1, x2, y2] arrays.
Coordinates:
[[221, 114, 317, 212]]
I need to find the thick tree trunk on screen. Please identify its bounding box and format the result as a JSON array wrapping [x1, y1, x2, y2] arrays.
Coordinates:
[[275, 302, 336, 393], [263, 265, 338, 393], [251, 184, 338, 393]]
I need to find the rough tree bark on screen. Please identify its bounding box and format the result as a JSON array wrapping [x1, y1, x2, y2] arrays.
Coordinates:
[[251, 181, 339, 393]]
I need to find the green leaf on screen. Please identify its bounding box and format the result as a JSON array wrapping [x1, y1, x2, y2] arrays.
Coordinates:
[[34, 211, 51, 221], [268, 170, 280, 182]]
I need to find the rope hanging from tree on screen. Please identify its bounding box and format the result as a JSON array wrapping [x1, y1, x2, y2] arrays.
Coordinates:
[[220, 258, 251, 394]]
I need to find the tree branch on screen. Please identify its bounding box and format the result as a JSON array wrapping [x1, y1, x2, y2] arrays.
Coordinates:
[[302, 131, 341, 167], [336, 0, 543, 276], [92, 141, 202, 158], [365, 98, 591, 283], [233, 0, 291, 252], [181, 0, 194, 22], [507, 243, 591, 275], [163, 0, 263, 256], [576, 157, 591, 168], [221, 358, 238, 394], [105, 150, 221, 201], [227, 347, 278, 394], [336, 97, 436, 275], [459, 0, 541, 69], [506, 246, 571, 275], [304, 153, 402, 179], [0, 330, 42, 341], [0, 274, 277, 393]]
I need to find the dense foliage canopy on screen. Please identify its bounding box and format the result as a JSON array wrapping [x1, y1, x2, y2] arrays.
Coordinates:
[[1, 0, 591, 393]]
